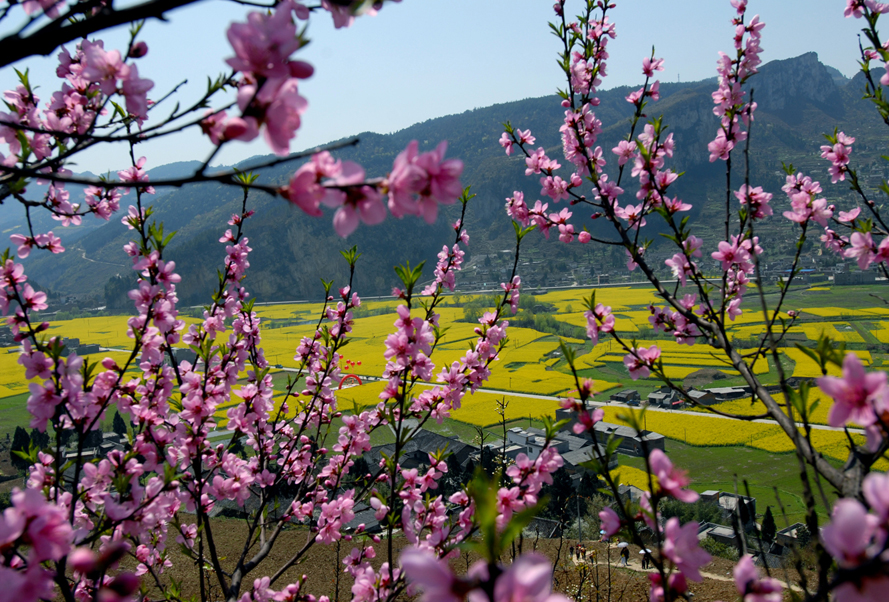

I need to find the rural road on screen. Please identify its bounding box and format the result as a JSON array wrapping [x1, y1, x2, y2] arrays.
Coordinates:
[[331, 372, 863, 435], [99, 350, 861, 435]]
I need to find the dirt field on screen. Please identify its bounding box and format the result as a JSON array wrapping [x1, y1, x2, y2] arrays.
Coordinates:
[[145, 517, 805, 602]]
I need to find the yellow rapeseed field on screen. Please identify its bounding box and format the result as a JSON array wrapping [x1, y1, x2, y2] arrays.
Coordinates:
[[610, 465, 654, 491], [554, 311, 628, 331], [261, 324, 322, 365], [447, 390, 563, 426], [536, 287, 660, 313], [869, 322, 889, 344], [0, 348, 29, 396], [596, 406, 886, 468], [747, 429, 888, 471], [43, 315, 140, 349], [334, 381, 565, 426], [253, 303, 308, 320], [782, 347, 871, 379], [803, 307, 875, 318], [0, 294, 883, 474], [599, 406, 774, 447], [610, 314, 642, 333], [705, 391, 832, 426], [791, 322, 865, 344], [335, 380, 388, 410]]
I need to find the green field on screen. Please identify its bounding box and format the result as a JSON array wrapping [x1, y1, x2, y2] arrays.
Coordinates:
[[620, 440, 838, 527]]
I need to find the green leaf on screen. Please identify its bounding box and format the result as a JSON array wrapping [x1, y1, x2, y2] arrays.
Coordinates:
[[110, 100, 127, 120], [393, 260, 426, 298], [558, 339, 576, 367], [340, 245, 361, 267], [235, 171, 260, 185], [467, 471, 499, 562], [459, 186, 476, 206]]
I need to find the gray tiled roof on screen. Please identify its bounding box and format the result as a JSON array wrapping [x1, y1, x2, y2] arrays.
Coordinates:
[[561, 444, 608, 467]]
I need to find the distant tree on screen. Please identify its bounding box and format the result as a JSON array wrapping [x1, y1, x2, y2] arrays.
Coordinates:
[[577, 471, 597, 501], [230, 435, 248, 460], [56, 428, 73, 448], [540, 468, 574, 521], [795, 524, 811, 547], [699, 536, 740, 561], [661, 499, 726, 526], [29, 429, 49, 450], [479, 445, 497, 478], [10, 426, 30, 471], [462, 305, 484, 324], [440, 454, 465, 497], [761, 506, 777, 543], [104, 274, 134, 311], [112, 412, 128, 438], [83, 429, 102, 449]]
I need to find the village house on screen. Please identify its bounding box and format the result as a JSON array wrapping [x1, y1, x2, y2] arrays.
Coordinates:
[[698, 523, 740, 547], [701, 490, 757, 530], [556, 405, 667, 456], [609, 389, 641, 405], [684, 388, 716, 406], [705, 386, 752, 402], [560, 442, 619, 474], [775, 522, 809, 549], [478, 440, 526, 461], [590, 421, 666, 455], [506, 427, 570, 460], [507, 426, 618, 475], [364, 428, 475, 472], [647, 387, 682, 408], [617, 484, 646, 505]]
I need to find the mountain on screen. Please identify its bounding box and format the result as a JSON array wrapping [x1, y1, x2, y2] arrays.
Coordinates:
[[16, 52, 889, 308]]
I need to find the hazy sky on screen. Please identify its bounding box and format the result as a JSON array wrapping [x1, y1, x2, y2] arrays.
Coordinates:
[[0, 0, 868, 173]]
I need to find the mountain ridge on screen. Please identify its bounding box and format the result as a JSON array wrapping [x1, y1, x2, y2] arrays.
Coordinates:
[[15, 52, 889, 308]]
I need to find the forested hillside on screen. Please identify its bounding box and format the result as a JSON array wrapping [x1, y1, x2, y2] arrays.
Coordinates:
[[14, 52, 889, 307]]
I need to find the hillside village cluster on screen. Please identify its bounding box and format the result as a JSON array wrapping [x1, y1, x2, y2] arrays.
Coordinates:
[[48, 380, 803, 567], [462, 249, 884, 291]]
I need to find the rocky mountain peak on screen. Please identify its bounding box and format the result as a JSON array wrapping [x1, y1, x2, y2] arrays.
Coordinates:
[[751, 52, 841, 113]]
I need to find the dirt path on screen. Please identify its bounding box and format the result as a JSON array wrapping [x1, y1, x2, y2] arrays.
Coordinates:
[[569, 542, 808, 593], [569, 543, 734, 583]]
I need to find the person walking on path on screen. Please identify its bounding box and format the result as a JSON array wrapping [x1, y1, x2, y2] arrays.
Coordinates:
[[619, 546, 630, 567]]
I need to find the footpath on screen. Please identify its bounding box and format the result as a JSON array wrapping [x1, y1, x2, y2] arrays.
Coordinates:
[[569, 542, 808, 592], [568, 542, 734, 583]]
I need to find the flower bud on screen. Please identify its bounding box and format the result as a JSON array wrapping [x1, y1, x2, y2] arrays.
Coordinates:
[[128, 42, 148, 59]]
